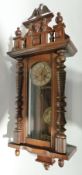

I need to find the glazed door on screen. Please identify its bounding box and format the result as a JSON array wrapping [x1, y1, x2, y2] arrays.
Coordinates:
[[28, 60, 52, 141]]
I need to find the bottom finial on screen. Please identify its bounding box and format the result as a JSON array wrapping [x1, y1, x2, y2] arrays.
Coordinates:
[[15, 149, 20, 156]]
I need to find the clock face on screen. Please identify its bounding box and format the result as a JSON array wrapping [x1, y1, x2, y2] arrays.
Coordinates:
[[31, 62, 51, 86], [43, 107, 51, 125]]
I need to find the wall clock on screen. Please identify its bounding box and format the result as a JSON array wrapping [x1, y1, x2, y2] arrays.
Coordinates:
[[7, 4, 77, 170]]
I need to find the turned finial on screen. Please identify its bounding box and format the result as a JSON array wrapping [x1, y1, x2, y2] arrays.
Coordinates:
[[58, 159, 64, 167], [15, 149, 20, 156], [43, 163, 50, 170], [13, 27, 23, 50], [55, 12, 63, 24], [15, 27, 22, 36]]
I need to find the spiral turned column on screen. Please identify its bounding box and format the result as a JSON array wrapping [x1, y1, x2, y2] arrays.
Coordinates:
[[14, 58, 24, 145], [55, 50, 66, 167]]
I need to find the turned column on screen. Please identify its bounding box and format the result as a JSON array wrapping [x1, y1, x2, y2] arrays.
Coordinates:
[[55, 50, 66, 156], [14, 58, 24, 145]]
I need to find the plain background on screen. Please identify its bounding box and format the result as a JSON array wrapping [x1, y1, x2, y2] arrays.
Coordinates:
[[0, 0, 82, 175]]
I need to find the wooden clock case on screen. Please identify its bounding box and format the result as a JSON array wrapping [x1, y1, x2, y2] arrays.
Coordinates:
[[7, 4, 77, 169]]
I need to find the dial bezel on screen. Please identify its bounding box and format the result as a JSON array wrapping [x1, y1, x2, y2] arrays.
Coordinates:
[[31, 61, 51, 86]]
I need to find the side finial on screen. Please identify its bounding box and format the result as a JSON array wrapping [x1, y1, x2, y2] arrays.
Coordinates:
[[15, 27, 22, 36], [55, 12, 63, 24]]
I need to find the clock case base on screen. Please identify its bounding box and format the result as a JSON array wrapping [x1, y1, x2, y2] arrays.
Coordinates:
[[8, 142, 77, 168]]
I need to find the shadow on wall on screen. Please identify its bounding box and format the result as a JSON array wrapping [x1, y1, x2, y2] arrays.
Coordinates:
[[0, 54, 17, 140], [65, 67, 82, 128], [0, 54, 10, 124], [4, 56, 17, 140], [1, 57, 82, 140]]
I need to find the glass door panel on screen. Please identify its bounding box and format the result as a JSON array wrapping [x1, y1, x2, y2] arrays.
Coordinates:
[[28, 61, 51, 141]]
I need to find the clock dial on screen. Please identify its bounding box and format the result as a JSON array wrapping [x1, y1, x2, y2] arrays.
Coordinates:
[[43, 107, 51, 125], [31, 62, 51, 86]]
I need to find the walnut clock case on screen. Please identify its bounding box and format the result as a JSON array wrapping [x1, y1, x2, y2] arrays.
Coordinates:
[[7, 4, 77, 170]]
